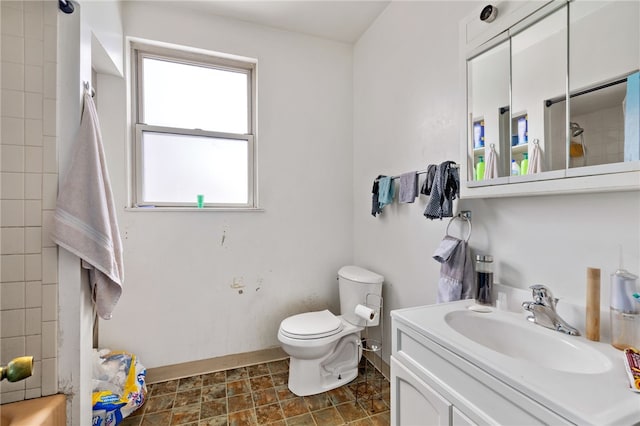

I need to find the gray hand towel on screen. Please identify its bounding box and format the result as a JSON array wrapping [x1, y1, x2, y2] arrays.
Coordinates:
[[399, 172, 418, 203], [436, 238, 473, 303], [432, 236, 461, 263]]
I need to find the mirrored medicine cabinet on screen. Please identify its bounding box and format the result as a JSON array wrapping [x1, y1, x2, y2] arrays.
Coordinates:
[[461, 0, 640, 197]]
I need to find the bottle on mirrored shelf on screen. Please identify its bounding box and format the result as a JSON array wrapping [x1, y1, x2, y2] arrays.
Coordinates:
[[476, 156, 485, 181], [511, 159, 519, 176]]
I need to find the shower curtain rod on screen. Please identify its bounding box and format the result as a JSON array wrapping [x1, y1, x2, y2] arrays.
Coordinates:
[[545, 75, 630, 107]]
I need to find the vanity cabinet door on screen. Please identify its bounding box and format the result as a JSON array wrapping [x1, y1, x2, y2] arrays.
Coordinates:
[[452, 407, 478, 426], [390, 356, 451, 426]]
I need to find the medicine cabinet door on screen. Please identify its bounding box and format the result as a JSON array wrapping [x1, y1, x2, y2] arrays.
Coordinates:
[[511, 3, 568, 176], [566, 0, 640, 172], [467, 39, 511, 181]]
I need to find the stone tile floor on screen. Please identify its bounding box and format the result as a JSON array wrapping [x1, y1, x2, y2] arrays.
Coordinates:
[[121, 358, 390, 425]]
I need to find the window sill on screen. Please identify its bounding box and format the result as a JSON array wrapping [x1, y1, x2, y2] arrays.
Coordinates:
[[125, 206, 264, 212]]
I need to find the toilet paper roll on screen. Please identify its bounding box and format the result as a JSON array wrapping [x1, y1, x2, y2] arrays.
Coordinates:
[[355, 304, 376, 322]]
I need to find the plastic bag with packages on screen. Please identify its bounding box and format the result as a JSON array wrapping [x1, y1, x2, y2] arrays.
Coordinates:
[[92, 349, 147, 426]]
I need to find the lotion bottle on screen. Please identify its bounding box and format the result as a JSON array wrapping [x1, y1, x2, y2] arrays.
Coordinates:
[[610, 269, 639, 350]]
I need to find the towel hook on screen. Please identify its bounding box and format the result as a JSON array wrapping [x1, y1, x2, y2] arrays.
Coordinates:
[[83, 81, 95, 97], [445, 211, 472, 242]]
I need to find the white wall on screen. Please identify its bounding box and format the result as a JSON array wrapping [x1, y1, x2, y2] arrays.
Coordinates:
[[98, 2, 354, 368], [353, 1, 640, 363]]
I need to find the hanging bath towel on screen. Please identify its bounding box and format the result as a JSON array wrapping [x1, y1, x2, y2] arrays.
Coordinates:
[[51, 90, 124, 320], [433, 236, 473, 303]]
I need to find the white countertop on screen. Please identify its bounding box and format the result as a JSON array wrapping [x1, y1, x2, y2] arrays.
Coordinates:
[[391, 300, 640, 425]]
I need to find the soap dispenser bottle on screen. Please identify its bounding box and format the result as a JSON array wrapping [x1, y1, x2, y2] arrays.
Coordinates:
[[476, 156, 485, 181], [610, 269, 639, 350], [520, 152, 529, 175]]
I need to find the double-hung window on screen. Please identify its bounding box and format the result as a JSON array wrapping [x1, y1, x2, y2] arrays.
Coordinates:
[[132, 43, 256, 208]]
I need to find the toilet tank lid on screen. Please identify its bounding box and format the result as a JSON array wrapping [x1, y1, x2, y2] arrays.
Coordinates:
[[338, 266, 384, 284]]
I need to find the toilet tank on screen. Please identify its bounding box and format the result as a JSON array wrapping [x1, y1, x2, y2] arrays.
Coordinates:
[[338, 266, 384, 326]]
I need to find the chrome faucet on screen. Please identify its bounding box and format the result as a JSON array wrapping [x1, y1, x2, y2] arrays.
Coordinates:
[[522, 285, 580, 336]]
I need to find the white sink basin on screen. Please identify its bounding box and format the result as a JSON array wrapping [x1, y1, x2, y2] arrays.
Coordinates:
[[444, 309, 612, 374]]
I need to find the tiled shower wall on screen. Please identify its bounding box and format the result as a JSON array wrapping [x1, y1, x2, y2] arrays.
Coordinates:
[[571, 105, 625, 168], [0, 0, 58, 403]]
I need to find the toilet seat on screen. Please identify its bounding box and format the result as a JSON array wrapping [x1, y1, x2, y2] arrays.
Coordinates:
[[279, 310, 343, 340]]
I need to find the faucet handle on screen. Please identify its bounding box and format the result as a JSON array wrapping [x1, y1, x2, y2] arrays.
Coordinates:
[[529, 284, 557, 307]]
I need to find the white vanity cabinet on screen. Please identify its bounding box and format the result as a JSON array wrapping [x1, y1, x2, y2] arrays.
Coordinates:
[[390, 309, 571, 426], [390, 357, 454, 426], [391, 356, 480, 426]]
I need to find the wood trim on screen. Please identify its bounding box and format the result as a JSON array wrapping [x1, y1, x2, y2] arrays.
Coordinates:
[[146, 347, 287, 384]]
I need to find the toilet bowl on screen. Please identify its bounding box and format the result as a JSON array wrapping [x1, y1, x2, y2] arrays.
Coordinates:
[[277, 266, 383, 396]]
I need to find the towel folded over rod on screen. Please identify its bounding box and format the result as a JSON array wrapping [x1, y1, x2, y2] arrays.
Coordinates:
[[419, 164, 437, 196], [433, 226, 473, 304], [378, 176, 395, 207], [398, 171, 418, 203], [434, 237, 473, 303], [424, 161, 459, 220]]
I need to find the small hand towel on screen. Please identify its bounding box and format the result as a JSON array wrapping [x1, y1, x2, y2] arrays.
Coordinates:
[[436, 237, 473, 303], [398, 172, 418, 203], [51, 91, 124, 320], [377, 176, 395, 207], [432, 235, 461, 263], [484, 146, 499, 179], [528, 143, 542, 174]]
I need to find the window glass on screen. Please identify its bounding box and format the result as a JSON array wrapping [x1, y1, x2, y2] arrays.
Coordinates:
[[141, 131, 248, 204], [142, 57, 248, 134]]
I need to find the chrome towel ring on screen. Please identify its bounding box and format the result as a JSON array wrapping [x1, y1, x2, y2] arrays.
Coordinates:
[[445, 211, 472, 242]]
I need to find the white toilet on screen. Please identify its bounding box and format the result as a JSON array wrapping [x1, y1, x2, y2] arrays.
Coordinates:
[[277, 265, 384, 396]]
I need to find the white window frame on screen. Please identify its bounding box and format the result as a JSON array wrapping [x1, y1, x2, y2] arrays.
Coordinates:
[[130, 42, 257, 209]]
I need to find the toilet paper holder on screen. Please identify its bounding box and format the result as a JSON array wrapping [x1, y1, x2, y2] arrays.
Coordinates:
[[355, 293, 384, 408], [354, 293, 382, 323], [356, 293, 383, 351]]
